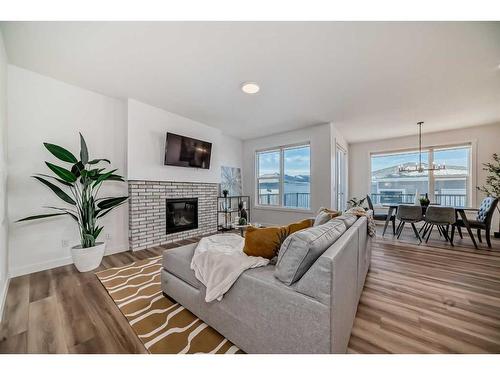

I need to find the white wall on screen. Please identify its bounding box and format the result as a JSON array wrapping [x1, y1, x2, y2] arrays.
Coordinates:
[[242, 123, 337, 226], [8, 65, 129, 276], [127, 99, 242, 183], [349, 122, 500, 232], [6, 72, 243, 277], [0, 30, 9, 320]]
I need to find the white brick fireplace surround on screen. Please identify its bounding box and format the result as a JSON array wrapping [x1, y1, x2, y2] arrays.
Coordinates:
[[128, 180, 218, 250]]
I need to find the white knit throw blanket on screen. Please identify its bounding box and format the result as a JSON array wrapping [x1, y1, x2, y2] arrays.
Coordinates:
[[346, 207, 376, 237]]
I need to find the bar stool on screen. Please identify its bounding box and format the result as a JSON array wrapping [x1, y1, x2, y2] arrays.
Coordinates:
[[396, 205, 424, 243], [422, 206, 456, 245]]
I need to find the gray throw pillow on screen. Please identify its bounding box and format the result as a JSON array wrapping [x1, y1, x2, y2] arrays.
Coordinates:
[[274, 220, 346, 285], [334, 213, 357, 229], [313, 210, 331, 226]]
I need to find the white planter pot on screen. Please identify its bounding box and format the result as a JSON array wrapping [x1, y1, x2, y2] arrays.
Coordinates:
[[71, 242, 106, 272]]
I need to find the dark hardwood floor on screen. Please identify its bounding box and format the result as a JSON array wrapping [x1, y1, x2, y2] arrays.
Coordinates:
[[1, 228, 499, 354]]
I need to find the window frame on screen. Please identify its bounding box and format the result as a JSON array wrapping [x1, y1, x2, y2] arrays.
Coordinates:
[[255, 142, 312, 212], [369, 142, 474, 207]]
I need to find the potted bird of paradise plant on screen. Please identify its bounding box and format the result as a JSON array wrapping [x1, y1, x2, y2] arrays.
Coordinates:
[[17, 134, 128, 272]]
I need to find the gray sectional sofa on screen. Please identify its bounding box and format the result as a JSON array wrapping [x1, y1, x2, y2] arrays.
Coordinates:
[[161, 214, 372, 354]]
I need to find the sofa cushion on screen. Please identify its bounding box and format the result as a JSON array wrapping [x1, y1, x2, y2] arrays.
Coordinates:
[[243, 226, 289, 259], [205, 265, 331, 353], [334, 213, 358, 229], [313, 210, 332, 226], [244, 219, 312, 259], [274, 220, 346, 285], [314, 207, 341, 226], [288, 218, 314, 233], [162, 243, 201, 288]]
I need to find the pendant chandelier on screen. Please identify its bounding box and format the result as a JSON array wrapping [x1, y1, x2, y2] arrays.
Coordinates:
[[398, 122, 446, 173]]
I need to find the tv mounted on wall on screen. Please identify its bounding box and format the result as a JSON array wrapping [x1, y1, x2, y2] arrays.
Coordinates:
[[164, 132, 212, 169]]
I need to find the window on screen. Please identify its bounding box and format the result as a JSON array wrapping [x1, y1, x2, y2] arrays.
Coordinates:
[[370, 144, 471, 207], [256, 144, 311, 209], [433, 146, 470, 207]]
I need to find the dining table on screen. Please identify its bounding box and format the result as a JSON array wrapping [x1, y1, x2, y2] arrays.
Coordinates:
[[380, 204, 480, 249]]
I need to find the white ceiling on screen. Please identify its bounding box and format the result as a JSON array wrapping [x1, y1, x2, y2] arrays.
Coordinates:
[[1, 22, 500, 142]]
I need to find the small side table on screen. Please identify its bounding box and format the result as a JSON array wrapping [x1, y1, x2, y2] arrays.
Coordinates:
[[234, 224, 250, 237], [234, 223, 263, 237]]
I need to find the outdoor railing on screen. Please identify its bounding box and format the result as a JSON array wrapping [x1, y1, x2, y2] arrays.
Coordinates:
[[258, 193, 310, 209], [258, 192, 467, 210], [434, 194, 467, 207], [370, 193, 467, 207], [370, 193, 415, 205]]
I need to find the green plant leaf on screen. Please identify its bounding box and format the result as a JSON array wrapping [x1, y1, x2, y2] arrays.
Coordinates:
[[45, 162, 77, 183], [16, 212, 67, 222], [97, 196, 128, 210], [86, 169, 99, 178], [96, 200, 127, 218], [71, 161, 85, 178], [87, 168, 106, 180], [96, 208, 112, 218], [44, 206, 79, 222], [33, 176, 76, 205], [93, 169, 117, 186], [80, 133, 89, 165], [36, 173, 73, 187], [107, 174, 125, 182], [82, 233, 95, 248], [88, 159, 110, 165], [93, 226, 104, 240], [43, 143, 78, 163]]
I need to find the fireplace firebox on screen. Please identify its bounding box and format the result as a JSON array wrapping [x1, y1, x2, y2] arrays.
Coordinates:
[[166, 198, 198, 234]]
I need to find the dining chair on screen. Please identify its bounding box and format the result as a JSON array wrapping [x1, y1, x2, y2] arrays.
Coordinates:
[[396, 205, 424, 243], [422, 206, 456, 245], [453, 196, 499, 248], [366, 195, 396, 235]]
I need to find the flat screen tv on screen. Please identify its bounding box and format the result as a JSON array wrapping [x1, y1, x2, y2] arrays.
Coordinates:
[[164, 133, 212, 169]]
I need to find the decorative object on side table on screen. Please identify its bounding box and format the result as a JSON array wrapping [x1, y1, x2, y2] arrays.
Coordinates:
[[17, 133, 128, 272], [477, 153, 500, 238], [220, 166, 242, 196], [222, 189, 229, 198], [217, 195, 250, 231], [238, 200, 248, 222]]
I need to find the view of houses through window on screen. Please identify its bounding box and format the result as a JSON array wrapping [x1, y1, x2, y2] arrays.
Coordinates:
[[370, 145, 471, 207], [256, 144, 311, 209]]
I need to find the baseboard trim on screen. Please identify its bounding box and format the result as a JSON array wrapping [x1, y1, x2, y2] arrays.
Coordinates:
[[10, 256, 73, 277], [9, 243, 130, 277], [105, 244, 130, 256], [0, 277, 11, 323]]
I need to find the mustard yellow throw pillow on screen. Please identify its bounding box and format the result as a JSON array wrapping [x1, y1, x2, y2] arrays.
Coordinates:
[[288, 218, 314, 233], [243, 219, 313, 259]]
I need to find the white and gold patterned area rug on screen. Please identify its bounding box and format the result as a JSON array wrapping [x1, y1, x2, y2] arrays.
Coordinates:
[[96, 256, 242, 354]]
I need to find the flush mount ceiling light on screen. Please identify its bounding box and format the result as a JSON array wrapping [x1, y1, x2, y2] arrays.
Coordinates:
[[241, 82, 260, 94]]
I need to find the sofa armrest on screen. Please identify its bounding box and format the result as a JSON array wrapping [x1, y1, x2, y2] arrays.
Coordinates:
[[293, 222, 360, 353], [329, 226, 360, 353]]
